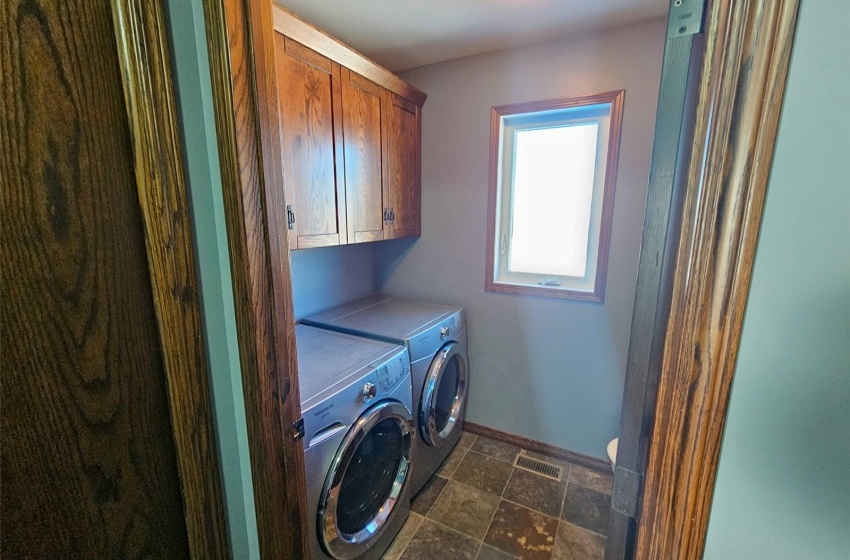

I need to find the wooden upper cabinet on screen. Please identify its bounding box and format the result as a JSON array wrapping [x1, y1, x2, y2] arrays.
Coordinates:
[[341, 70, 387, 243], [275, 36, 347, 249], [384, 93, 422, 239], [272, 6, 426, 249]]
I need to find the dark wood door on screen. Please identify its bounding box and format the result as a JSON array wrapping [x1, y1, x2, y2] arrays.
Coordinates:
[[276, 35, 347, 249], [341, 68, 387, 243], [383, 92, 422, 239], [1, 1, 190, 557]]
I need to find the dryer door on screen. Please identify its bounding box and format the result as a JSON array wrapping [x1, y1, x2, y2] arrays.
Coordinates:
[[319, 400, 413, 560], [420, 342, 469, 448]]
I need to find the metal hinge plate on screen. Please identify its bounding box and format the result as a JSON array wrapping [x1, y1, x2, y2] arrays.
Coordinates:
[[611, 466, 643, 518], [668, 0, 706, 38], [286, 205, 295, 230], [293, 418, 305, 441]]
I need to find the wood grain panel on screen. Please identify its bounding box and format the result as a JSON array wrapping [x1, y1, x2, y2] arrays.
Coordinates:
[[342, 68, 386, 242], [635, 2, 801, 559], [1, 0, 189, 556], [271, 5, 426, 106], [384, 92, 421, 239], [202, 0, 310, 557], [110, 0, 231, 557], [276, 34, 346, 248]]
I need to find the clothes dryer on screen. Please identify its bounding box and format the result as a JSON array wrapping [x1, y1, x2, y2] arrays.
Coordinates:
[[303, 296, 469, 495], [297, 324, 414, 560]]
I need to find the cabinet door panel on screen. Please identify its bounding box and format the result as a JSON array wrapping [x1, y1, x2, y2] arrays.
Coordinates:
[[342, 69, 386, 242], [276, 35, 346, 248], [384, 93, 421, 239]]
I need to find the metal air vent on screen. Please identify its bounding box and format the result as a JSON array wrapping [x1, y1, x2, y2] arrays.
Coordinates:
[[513, 454, 563, 481]]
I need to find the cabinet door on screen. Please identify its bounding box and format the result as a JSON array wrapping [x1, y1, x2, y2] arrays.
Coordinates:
[[341, 69, 387, 243], [383, 93, 422, 239], [276, 35, 347, 249]]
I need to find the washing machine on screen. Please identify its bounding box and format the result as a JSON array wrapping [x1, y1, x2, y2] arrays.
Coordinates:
[[296, 324, 414, 560], [303, 296, 469, 496]]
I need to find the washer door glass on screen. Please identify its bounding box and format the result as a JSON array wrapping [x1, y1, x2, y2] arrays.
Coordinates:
[[421, 343, 468, 447], [320, 401, 412, 560]]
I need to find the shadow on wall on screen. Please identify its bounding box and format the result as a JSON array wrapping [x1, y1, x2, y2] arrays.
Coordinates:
[[290, 243, 379, 319]]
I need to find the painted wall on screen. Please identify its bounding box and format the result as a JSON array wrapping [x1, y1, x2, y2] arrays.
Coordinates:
[[703, 1, 850, 558], [377, 18, 666, 459], [291, 244, 377, 319], [165, 2, 260, 559]]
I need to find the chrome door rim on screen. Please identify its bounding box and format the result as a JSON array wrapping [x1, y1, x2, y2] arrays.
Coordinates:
[[420, 342, 468, 448], [319, 400, 413, 560]]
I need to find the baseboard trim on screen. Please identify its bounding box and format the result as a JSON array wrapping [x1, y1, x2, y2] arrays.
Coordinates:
[[464, 421, 611, 473]]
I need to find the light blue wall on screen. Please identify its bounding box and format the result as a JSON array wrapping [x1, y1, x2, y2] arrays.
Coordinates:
[[165, 2, 259, 559], [377, 19, 666, 459], [291, 244, 378, 319], [703, 1, 850, 558]]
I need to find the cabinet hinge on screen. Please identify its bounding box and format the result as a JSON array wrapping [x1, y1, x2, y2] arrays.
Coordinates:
[[286, 205, 295, 230], [668, 0, 706, 38], [611, 466, 643, 518], [293, 418, 305, 441]]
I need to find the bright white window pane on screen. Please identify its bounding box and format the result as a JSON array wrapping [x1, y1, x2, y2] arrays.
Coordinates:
[[508, 123, 599, 277]]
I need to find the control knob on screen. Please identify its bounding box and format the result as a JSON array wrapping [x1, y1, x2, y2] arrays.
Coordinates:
[[361, 382, 377, 402]]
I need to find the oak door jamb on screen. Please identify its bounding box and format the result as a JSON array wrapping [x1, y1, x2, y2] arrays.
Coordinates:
[[110, 0, 231, 558], [634, 1, 801, 559], [201, 0, 310, 558]]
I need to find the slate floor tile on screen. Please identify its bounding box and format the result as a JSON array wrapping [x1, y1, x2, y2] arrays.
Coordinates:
[[476, 543, 519, 559], [411, 475, 448, 516], [382, 513, 424, 560], [457, 430, 477, 449], [399, 519, 480, 560], [551, 522, 605, 560], [503, 468, 567, 518], [568, 465, 613, 495], [427, 480, 500, 540], [437, 443, 469, 479], [453, 451, 513, 496], [484, 500, 558, 560], [560, 484, 611, 535], [471, 436, 521, 463]]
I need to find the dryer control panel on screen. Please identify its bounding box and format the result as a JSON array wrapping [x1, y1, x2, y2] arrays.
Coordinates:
[[376, 354, 409, 392]]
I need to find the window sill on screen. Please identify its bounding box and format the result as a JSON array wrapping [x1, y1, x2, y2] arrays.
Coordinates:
[[485, 278, 605, 302]]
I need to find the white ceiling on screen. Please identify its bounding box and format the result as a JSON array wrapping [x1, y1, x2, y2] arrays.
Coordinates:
[[273, 0, 668, 71]]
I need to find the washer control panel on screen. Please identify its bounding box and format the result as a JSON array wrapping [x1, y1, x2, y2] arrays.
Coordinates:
[[376, 353, 409, 392]]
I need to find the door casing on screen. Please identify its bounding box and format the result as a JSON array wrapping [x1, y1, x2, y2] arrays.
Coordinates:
[[199, 0, 802, 559]]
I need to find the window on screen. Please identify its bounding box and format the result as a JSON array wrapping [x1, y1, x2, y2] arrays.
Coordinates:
[[485, 91, 624, 301]]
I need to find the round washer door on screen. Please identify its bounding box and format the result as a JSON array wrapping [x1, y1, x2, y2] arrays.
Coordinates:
[[420, 342, 468, 448], [319, 400, 413, 560]]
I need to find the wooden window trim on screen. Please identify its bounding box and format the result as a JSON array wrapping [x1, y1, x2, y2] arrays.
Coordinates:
[[485, 91, 625, 302]]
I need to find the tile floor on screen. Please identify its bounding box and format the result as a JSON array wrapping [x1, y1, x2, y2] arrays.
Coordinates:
[[382, 432, 613, 560]]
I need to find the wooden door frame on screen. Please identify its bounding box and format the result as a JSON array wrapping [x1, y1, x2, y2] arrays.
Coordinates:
[[200, 0, 310, 558], [188, 0, 801, 558], [610, 1, 801, 559], [110, 0, 231, 558]]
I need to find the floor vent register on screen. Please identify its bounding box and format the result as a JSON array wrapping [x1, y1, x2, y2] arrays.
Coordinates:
[[513, 453, 563, 481]]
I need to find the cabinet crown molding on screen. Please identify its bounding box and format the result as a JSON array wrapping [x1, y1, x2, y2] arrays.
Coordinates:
[[272, 6, 427, 107]]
